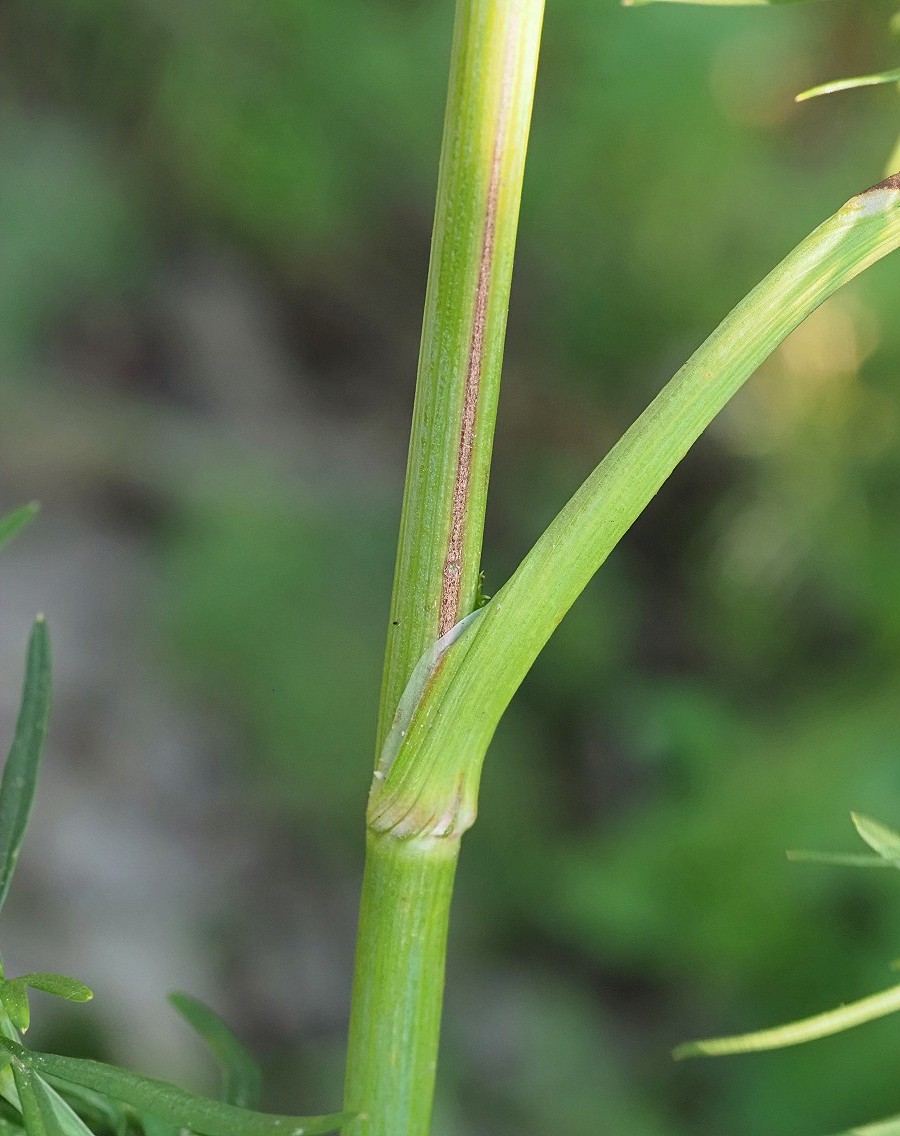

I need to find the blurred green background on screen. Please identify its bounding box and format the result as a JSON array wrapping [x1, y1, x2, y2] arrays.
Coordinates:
[[2, 0, 900, 1133]]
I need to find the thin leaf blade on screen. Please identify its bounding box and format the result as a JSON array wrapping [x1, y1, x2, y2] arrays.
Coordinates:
[[797, 68, 900, 102], [832, 1115, 900, 1135], [0, 1040, 350, 1136], [41, 1079, 101, 1136], [42, 1081, 127, 1136], [675, 981, 900, 1059], [169, 993, 261, 1110], [786, 850, 892, 868], [137, 1116, 179, 1136], [851, 813, 900, 863], [0, 985, 30, 1034], [18, 977, 92, 1005], [0, 619, 52, 914], [0, 507, 39, 555], [11, 1063, 65, 1136], [623, 0, 818, 7]]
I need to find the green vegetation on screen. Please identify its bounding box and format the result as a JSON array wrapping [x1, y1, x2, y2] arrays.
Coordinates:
[[0, 510, 349, 1133], [2, 1, 900, 1135]]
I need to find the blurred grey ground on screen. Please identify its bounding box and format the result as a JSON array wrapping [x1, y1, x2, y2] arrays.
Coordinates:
[[3, 1, 900, 1134]]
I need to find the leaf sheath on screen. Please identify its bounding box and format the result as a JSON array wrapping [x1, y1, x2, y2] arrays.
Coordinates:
[[369, 178, 900, 838]]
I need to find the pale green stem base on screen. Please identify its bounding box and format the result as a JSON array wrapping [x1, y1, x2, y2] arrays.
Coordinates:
[[342, 833, 460, 1136]]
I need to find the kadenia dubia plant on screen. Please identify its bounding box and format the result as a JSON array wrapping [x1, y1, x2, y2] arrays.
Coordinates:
[[4, 2, 900, 1136]]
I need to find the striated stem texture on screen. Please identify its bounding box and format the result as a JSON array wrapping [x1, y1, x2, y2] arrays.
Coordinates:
[[343, 3, 545, 1134], [377, 0, 545, 751]]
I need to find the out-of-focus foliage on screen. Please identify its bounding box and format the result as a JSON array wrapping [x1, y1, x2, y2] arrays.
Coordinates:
[[3, 1, 900, 1134]]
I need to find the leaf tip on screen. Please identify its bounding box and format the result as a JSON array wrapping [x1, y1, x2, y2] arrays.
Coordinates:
[[850, 810, 881, 837], [860, 171, 900, 196]]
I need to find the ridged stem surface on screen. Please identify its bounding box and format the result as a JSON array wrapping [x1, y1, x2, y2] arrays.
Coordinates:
[[377, 0, 545, 751], [342, 835, 459, 1136]]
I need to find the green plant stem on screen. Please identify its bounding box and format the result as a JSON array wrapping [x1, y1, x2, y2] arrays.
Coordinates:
[[369, 175, 900, 839], [344, 4, 544, 1133], [376, 0, 544, 751], [342, 835, 459, 1136]]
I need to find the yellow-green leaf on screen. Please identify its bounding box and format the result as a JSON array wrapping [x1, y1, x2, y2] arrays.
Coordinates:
[[832, 1113, 900, 1134], [851, 813, 900, 863], [786, 849, 890, 869], [675, 981, 900, 1058], [797, 68, 900, 102], [623, 0, 818, 7]]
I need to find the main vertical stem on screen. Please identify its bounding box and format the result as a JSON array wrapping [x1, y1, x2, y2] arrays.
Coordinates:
[[343, 2, 544, 1134], [342, 834, 460, 1136], [376, 0, 545, 753]]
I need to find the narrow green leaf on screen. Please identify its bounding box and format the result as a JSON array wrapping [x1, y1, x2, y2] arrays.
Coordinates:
[[0, 986, 29, 1035], [0, 1095, 22, 1136], [623, 0, 817, 7], [797, 68, 900, 102], [832, 1114, 900, 1135], [0, 1100, 22, 1126], [0, 507, 39, 555], [41, 1081, 99, 1136], [786, 850, 892, 868], [138, 1115, 179, 1136], [168, 993, 261, 1110], [0, 619, 52, 914], [0, 1041, 350, 1136], [674, 981, 900, 1058], [42, 1081, 127, 1136], [11, 1063, 66, 1136], [851, 813, 900, 863], [18, 978, 92, 1006]]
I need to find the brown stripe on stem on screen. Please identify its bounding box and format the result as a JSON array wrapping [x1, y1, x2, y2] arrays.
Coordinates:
[[438, 6, 520, 636]]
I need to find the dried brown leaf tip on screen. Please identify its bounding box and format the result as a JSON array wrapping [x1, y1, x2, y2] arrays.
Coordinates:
[[863, 171, 900, 194]]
